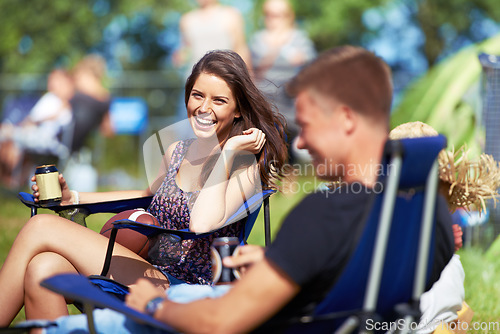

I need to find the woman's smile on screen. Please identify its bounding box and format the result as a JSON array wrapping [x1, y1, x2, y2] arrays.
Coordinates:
[[193, 112, 217, 130], [187, 72, 240, 141]]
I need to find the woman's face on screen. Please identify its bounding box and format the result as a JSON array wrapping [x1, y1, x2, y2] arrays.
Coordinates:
[[187, 72, 240, 142]]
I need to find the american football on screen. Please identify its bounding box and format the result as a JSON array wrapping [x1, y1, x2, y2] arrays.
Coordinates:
[[100, 209, 160, 259]]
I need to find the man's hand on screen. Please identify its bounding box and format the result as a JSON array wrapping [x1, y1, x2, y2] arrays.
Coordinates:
[[126, 278, 165, 313], [223, 244, 265, 276]]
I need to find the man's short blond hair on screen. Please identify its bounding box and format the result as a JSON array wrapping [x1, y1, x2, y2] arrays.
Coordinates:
[[287, 45, 393, 125]]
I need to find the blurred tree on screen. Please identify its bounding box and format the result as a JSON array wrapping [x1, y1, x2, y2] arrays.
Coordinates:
[[0, 0, 189, 73], [2, 0, 500, 78], [256, 0, 500, 72], [250, 0, 390, 52], [415, 0, 500, 67]]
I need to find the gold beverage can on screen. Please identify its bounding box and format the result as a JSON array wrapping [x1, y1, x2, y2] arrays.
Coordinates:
[[35, 165, 62, 207]]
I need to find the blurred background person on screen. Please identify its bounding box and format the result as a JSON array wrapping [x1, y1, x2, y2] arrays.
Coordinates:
[[172, 0, 252, 74], [250, 0, 316, 164], [68, 54, 114, 154], [0, 54, 113, 190], [0, 68, 75, 188], [171, 0, 252, 135]]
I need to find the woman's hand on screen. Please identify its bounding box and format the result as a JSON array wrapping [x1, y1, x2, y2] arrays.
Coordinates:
[[224, 128, 266, 156], [31, 173, 73, 205]]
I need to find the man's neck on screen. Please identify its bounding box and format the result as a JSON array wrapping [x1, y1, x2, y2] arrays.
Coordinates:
[[342, 130, 387, 188]]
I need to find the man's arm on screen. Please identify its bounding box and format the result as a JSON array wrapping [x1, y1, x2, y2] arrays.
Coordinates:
[[127, 258, 300, 334]]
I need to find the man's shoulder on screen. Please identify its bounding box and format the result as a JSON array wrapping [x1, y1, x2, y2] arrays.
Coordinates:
[[299, 185, 372, 205], [285, 186, 372, 225]]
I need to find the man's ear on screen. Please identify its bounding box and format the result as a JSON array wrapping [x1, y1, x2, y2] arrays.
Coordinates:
[[339, 105, 357, 134]]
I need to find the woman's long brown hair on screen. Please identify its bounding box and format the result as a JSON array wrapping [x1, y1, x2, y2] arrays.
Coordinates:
[[184, 50, 289, 189]]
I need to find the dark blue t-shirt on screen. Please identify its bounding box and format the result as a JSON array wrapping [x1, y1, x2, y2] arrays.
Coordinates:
[[265, 184, 454, 320]]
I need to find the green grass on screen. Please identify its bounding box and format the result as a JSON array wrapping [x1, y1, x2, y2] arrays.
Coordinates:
[[1, 177, 500, 332], [0, 189, 116, 324], [459, 244, 500, 333]]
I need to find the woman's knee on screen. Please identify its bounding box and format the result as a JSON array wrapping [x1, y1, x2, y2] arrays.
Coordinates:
[[25, 253, 74, 295], [20, 214, 72, 243], [22, 214, 58, 235], [25, 213, 61, 228]]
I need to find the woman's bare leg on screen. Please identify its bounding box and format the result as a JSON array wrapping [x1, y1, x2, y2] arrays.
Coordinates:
[[0, 214, 169, 326], [24, 252, 76, 320]]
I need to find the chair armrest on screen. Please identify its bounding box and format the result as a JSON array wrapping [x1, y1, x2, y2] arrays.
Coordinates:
[[41, 273, 175, 332], [18, 192, 153, 216], [112, 220, 212, 240]]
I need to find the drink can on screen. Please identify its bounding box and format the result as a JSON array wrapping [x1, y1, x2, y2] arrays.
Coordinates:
[[211, 237, 240, 284], [35, 165, 62, 207]]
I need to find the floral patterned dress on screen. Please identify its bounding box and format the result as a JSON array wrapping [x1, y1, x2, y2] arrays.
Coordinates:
[[147, 139, 244, 285]]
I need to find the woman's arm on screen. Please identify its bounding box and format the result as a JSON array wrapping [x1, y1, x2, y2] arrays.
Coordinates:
[[189, 128, 266, 233], [31, 173, 152, 205], [59, 141, 176, 205], [29, 140, 178, 205], [77, 189, 152, 204]]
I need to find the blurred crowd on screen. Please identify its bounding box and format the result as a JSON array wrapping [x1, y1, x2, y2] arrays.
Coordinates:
[[0, 0, 315, 190], [0, 55, 114, 189]]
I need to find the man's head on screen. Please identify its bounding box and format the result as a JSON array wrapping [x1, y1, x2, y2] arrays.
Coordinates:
[[288, 45, 392, 123], [288, 46, 393, 182]]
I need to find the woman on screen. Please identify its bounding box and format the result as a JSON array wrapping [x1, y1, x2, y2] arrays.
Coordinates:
[[0, 50, 288, 325], [249, 0, 316, 163]]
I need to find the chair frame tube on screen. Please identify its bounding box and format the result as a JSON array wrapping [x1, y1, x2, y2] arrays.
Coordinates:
[[363, 154, 402, 312]]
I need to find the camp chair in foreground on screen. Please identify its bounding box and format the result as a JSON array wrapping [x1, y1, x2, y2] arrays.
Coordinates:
[[268, 134, 448, 333], [23, 135, 446, 333]]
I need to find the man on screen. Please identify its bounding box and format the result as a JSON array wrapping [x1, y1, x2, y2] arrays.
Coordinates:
[[48, 46, 454, 334]]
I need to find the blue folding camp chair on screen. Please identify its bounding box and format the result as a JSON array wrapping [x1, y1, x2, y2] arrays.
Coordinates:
[[20, 135, 447, 334], [16, 188, 274, 302], [267, 134, 448, 333]]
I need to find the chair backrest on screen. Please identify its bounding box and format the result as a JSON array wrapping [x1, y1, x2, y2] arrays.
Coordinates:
[[227, 188, 275, 244], [283, 135, 447, 333], [109, 97, 148, 135], [1, 94, 39, 124]]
